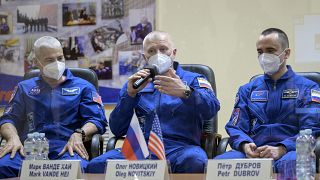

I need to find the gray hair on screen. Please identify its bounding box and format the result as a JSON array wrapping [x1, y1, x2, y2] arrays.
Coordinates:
[[34, 36, 62, 57]]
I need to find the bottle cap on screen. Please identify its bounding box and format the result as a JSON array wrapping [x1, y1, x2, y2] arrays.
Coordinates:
[[305, 129, 312, 135], [33, 132, 40, 137]]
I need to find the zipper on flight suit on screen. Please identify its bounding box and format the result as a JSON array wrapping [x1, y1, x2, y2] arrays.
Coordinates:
[[273, 81, 277, 90]]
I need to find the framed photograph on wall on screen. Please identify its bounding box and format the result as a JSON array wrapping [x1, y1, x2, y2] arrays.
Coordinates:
[[62, 2, 96, 26], [16, 4, 58, 34], [101, 0, 124, 19], [0, 12, 12, 35]]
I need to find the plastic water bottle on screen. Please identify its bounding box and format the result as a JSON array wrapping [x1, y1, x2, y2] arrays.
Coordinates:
[[40, 133, 49, 160], [296, 130, 314, 180], [24, 133, 35, 160], [33, 132, 41, 160], [305, 129, 316, 179]]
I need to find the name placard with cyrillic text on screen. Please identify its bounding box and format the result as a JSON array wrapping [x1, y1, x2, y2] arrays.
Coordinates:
[[207, 158, 273, 180], [20, 160, 82, 180], [105, 160, 169, 180]]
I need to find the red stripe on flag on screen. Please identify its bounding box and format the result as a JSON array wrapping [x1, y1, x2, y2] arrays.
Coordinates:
[[149, 132, 164, 151], [148, 132, 165, 160], [122, 138, 137, 160], [148, 143, 165, 160]]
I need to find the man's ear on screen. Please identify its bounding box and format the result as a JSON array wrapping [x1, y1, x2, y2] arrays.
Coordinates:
[[33, 57, 38, 66], [33, 57, 42, 69], [284, 48, 291, 60], [171, 48, 177, 59], [172, 48, 177, 56]]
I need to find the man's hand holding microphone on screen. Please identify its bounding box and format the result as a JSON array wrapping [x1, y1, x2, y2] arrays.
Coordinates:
[[128, 53, 190, 98]]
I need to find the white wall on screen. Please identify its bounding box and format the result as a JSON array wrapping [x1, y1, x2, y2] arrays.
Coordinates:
[[157, 0, 320, 136]]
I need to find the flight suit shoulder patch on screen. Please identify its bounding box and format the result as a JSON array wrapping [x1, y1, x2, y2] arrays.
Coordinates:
[[92, 91, 103, 105], [9, 86, 18, 103], [197, 77, 212, 90], [311, 89, 320, 103], [231, 108, 240, 126]]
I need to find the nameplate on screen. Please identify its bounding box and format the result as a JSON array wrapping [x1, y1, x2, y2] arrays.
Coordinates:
[[207, 159, 273, 180], [20, 160, 82, 180], [105, 160, 169, 180]]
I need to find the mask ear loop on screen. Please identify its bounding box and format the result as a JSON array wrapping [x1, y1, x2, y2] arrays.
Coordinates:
[[278, 48, 288, 66]]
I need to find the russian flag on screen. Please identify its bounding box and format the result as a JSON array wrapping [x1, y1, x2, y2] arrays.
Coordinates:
[[122, 118, 149, 160], [311, 89, 320, 103]]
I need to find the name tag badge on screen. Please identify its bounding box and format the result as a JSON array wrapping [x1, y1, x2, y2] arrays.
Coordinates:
[[62, 87, 80, 96], [282, 89, 299, 99], [251, 91, 268, 102], [105, 160, 169, 180], [20, 160, 82, 180], [207, 159, 273, 180]]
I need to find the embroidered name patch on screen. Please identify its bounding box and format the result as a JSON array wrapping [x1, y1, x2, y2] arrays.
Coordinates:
[[197, 77, 213, 90], [251, 90, 268, 102], [62, 87, 80, 95], [282, 89, 299, 99], [311, 89, 320, 103]]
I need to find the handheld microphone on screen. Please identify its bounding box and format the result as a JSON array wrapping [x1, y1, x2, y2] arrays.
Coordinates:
[[133, 65, 158, 89]]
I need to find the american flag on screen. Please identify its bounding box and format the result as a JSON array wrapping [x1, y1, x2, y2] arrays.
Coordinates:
[[92, 91, 102, 105], [148, 113, 166, 160]]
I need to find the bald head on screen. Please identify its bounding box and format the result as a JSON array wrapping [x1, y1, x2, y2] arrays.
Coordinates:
[[143, 31, 174, 51], [34, 36, 62, 58], [142, 31, 176, 61]]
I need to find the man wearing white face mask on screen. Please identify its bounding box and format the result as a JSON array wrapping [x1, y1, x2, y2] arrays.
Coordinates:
[[215, 28, 320, 172], [0, 36, 107, 178], [87, 31, 220, 173]]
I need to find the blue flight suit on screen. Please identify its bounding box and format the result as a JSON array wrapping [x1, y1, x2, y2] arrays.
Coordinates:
[[215, 66, 320, 172], [87, 62, 220, 173], [0, 69, 108, 178]]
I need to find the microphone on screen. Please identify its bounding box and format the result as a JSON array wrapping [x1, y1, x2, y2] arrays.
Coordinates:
[[133, 65, 158, 89]]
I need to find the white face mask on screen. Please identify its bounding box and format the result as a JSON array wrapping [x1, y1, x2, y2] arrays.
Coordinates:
[[258, 50, 286, 75], [147, 53, 172, 74], [41, 60, 65, 80]]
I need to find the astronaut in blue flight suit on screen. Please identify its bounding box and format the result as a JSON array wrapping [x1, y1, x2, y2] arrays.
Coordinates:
[[87, 31, 220, 173], [215, 28, 320, 172], [0, 36, 108, 178]]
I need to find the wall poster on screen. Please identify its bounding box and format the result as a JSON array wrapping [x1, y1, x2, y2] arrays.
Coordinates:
[[0, 0, 156, 106]]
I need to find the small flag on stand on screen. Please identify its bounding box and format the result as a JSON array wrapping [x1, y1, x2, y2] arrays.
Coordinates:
[[122, 118, 149, 160], [148, 113, 166, 160]]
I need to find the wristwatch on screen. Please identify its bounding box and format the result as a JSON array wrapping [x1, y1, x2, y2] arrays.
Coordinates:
[[74, 128, 86, 141], [184, 85, 192, 99]]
